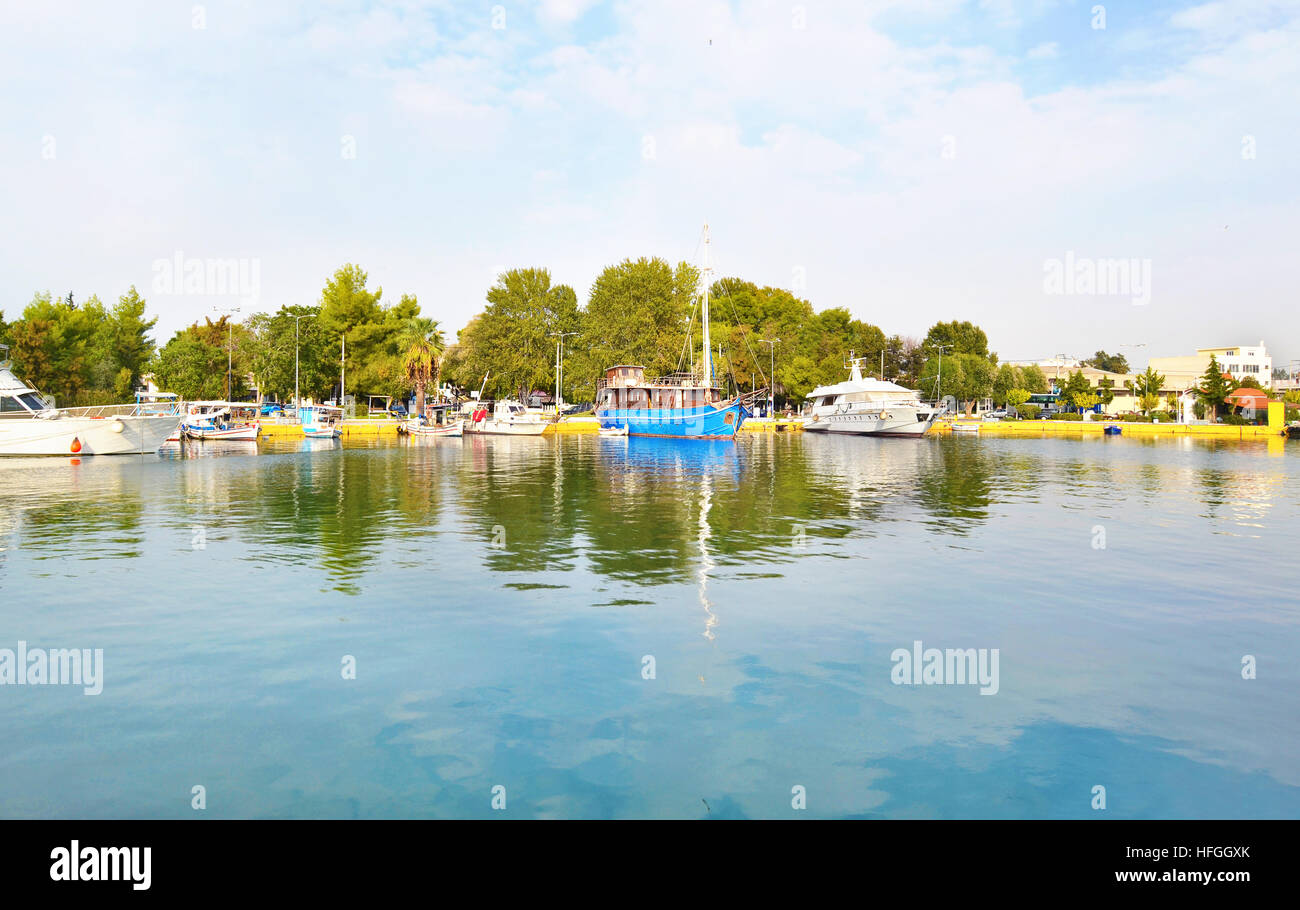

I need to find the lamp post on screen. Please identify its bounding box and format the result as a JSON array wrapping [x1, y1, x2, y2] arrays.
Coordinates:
[[292, 311, 318, 411], [1117, 343, 1148, 416], [760, 338, 779, 418], [212, 306, 241, 401], [549, 331, 578, 414]]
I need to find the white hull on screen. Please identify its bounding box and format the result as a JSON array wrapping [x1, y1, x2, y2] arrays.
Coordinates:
[[463, 419, 549, 436], [0, 414, 181, 456], [184, 424, 260, 441], [804, 410, 936, 437], [406, 420, 464, 437]]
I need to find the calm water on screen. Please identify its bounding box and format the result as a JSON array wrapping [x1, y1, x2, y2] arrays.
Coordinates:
[[1, 432, 1298, 819]]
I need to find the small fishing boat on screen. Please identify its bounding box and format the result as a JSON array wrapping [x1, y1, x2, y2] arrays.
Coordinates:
[[1103, 424, 1123, 436], [598, 424, 629, 438], [403, 417, 464, 438], [463, 399, 550, 436], [182, 402, 261, 441], [400, 403, 464, 438], [299, 405, 343, 439]]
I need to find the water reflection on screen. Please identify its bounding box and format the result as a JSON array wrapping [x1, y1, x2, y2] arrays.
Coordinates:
[[3, 434, 1299, 818]]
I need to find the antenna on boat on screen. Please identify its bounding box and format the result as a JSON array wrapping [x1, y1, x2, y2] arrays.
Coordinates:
[[701, 223, 712, 388]]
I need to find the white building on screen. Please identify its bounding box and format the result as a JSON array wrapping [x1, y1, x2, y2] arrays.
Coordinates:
[[1149, 342, 1273, 390]]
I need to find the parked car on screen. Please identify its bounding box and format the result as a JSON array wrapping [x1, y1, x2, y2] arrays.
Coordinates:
[[388, 403, 408, 418], [259, 403, 284, 416]]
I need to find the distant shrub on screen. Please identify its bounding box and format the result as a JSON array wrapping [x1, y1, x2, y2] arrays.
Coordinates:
[[1051, 411, 1084, 421], [1016, 403, 1041, 420], [1287, 408, 1299, 423]]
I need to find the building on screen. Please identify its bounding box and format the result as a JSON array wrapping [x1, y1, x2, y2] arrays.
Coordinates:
[[1148, 342, 1273, 391], [1005, 359, 1138, 415]]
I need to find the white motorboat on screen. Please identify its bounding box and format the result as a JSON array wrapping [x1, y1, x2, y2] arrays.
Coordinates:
[[598, 424, 629, 438], [182, 401, 261, 441], [802, 355, 943, 437], [463, 400, 551, 436], [0, 346, 181, 456]]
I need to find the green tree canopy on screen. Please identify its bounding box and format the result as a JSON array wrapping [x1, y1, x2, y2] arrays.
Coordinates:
[[1196, 354, 1235, 421], [924, 320, 990, 359], [444, 267, 581, 401], [1086, 350, 1130, 374]]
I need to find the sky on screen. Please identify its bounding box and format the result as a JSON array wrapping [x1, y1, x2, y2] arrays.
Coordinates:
[[1, 0, 1297, 369]]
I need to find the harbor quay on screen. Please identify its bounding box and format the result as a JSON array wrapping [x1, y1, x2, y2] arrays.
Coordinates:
[[251, 413, 1287, 440]]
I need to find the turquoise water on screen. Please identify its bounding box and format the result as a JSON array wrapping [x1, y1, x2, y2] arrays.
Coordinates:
[[1, 433, 1297, 819]]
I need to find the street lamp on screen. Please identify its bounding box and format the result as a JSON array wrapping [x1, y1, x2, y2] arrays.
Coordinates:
[[292, 311, 319, 411], [549, 331, 578, 414], [760, 338, 779, 418], [212, 306, 241, 401]]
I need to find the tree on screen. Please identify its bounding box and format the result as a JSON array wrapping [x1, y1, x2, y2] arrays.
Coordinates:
[[1085, 350, 1129, 374], [578, 258, 696, 397], [399, 317, 445, 416], [445, 268, 581, 400], [1138, 392, 1161, 415], [153, 327, 238, 400], [109, 286, 157, 395], [1058, 370, 1093, 411], [920, 351, 994, 415], [1196, 354, 1235, 422], [1097, 376, 1115, 408], [1236, 376, 1263, 390], [1131, 366, 1165, 400], [923, 320, 990, 358], [1020, 364, 1049, 393], [992, 363, 1022, 405], [1006, 388, 1031, 410], [1071, 391, 1100, 412], [8, 291, 108, 404], [246, 305, 335, 403]]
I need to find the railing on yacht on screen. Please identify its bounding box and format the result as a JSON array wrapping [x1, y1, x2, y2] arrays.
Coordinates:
[[33, 401, 183, 420]]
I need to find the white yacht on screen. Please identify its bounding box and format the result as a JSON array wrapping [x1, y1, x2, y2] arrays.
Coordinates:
[[803, 355, 943, 437], [0, 345, 181, 456]]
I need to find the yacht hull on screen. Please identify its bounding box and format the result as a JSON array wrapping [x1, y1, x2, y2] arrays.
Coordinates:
[[804, 411, 936, 437], [0, 414, 182, 456]]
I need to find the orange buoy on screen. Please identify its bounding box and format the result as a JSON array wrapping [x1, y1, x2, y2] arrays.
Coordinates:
[[70, 437, 82, 454]]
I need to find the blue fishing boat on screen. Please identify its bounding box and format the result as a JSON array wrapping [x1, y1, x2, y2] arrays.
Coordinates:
[[594, 224, 762, 439], [595, 366, 755, 438]]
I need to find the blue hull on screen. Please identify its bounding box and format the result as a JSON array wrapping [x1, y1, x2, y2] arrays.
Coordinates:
[[597, 400, 752, 439]]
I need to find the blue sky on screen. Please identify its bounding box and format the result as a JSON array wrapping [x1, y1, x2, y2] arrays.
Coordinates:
[[1, 0, 1297, 368]]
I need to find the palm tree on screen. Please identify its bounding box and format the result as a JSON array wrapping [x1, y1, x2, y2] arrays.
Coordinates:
[[400, 317, 445, 418]]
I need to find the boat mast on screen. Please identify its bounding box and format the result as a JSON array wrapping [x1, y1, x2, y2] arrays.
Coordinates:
[[701, 223, 712, 388]]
